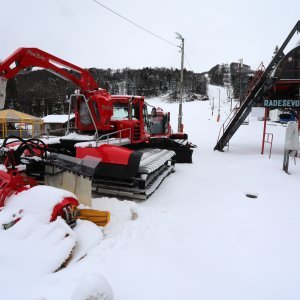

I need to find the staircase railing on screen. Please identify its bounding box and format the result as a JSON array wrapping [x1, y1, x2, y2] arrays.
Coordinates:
[[240, 63, 265, 104]]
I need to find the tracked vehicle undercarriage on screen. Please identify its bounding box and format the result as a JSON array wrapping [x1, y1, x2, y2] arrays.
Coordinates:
[[0, 137, 175, 201]]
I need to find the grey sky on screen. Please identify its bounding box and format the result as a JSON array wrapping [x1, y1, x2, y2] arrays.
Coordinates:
[[1, 0, 299, 73]]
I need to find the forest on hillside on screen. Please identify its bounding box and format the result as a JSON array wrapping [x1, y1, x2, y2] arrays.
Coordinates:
[[5, 67, 208, 117], [208, 62, 254, 99]]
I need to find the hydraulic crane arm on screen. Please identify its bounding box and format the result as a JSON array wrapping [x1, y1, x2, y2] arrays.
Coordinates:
[[0, 48, 99, 91], [0, 47, 113, 133]]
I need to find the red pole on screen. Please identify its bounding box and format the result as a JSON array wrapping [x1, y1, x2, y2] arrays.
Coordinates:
[[261, 108, 268, 155]]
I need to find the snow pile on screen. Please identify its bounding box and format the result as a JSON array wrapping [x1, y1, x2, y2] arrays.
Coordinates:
[[71, 220, 104, 263], [0, 186, 113, 300], [0, 185, 76, 224], [0, 217, 77, 299], [71, 273, 113, 300]]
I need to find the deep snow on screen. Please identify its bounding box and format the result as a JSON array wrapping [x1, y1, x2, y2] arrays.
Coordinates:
[[1, 85, 300, 300]]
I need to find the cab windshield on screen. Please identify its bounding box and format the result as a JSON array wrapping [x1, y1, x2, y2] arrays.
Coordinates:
[[112, 103, 139, 120]]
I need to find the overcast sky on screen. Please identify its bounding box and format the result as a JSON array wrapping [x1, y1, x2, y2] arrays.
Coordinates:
[[1, 0, 299, 73]]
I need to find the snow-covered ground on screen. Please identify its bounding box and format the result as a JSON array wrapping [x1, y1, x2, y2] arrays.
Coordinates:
[[1, 85, 300, 300]]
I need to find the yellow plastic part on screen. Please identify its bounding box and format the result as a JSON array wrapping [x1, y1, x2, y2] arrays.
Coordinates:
[[78, 209, 110, 227]]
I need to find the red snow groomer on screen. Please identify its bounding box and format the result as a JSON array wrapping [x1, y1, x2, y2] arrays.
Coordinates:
[[0, 48, 195, 200]]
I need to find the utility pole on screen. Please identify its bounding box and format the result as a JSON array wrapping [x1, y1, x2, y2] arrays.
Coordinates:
[[217, 89, 221, 122], [175, 32, 184, 133], [66, 95, 71, 135], [0, 77, 7, 110], [227, 90, 233, 111], [238, 58, 243, 101]]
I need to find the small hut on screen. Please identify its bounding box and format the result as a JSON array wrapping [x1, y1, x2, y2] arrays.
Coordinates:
[[0, 109, 43, 138], [43, 114, 75, 136]]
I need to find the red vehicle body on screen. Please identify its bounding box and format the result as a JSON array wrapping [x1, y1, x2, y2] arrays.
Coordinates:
[[0, 48, 191, 150]]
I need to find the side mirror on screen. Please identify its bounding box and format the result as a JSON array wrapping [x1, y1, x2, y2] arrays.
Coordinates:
[[0, 77, 7, 110]]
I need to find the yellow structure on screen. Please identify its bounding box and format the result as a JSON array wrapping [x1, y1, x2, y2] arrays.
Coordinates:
[[0, 109, 43, 138]]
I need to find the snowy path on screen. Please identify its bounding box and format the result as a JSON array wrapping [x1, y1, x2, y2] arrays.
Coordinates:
[[88, 86, 300, 300]]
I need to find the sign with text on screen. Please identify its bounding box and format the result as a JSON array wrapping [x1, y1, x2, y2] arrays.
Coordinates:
[[0, 77, 7, 109], [263, 99, 300, 108]]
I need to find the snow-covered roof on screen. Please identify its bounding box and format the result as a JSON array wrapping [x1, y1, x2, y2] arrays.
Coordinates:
[[0, 109, 42, 122], [43, 114, 75, 124]]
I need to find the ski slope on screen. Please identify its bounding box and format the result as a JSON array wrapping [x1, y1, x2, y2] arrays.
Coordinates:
[[1, 85, 300, 300]]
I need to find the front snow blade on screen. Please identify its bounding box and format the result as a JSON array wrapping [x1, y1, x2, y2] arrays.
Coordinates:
[[44, 153, 97, 206], [45, 170, 92, 207]]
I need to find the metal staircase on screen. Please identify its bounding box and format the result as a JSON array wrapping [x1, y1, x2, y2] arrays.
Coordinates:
[[214, 20, 300, 151]]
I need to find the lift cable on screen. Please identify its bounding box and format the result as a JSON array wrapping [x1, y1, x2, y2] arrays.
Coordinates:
[[184, 54, 194, 73], [90, 0, 178, 48]]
